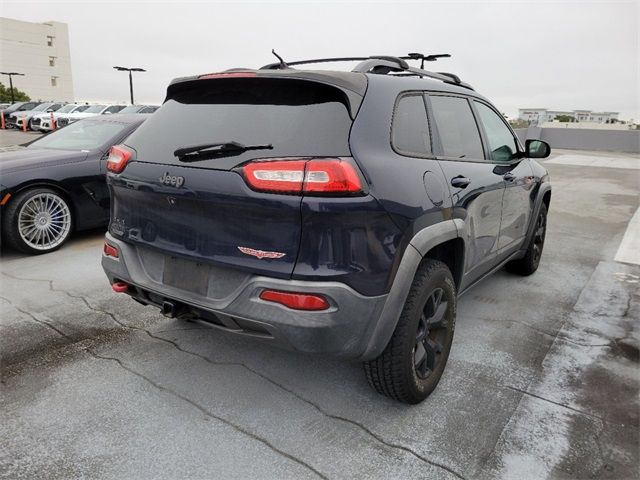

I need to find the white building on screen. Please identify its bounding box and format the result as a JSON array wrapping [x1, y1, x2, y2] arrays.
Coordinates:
[[518, 108, 619, 125], [0, 17, 74, 102]]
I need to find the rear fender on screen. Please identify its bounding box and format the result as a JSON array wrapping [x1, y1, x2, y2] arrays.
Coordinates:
[[358, 219, 462, 360]]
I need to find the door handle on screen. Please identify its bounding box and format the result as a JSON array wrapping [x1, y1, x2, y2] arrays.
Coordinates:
[[503, 172, 516, 182], [451, 175, 471, 189]]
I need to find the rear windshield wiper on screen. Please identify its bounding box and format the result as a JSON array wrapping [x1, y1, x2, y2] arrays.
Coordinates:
[[174, 141, 273, 161]]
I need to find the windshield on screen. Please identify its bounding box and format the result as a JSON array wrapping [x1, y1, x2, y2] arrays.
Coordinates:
[[82, 105, 107, 114], [13, 102, 39, 111], [27, 120, 128, 151], [73, 105, 90, 113], [57, 104, 77, 113], [32, 103, 54, 112], [118, 105, 142, 114], [126, 78, 352, 168]]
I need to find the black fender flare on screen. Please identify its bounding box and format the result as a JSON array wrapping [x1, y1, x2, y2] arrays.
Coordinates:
[[517, 183, 551, 257], [358, 219, 464, 361]]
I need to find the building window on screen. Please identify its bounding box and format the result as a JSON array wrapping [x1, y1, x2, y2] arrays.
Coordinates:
[[49, 56, 56, 67], [51, 76, 58, 87], [47, 36, 54, 47]]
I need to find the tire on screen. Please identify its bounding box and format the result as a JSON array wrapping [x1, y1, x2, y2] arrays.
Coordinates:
[[507, 203, 547, 276], [363, 259, 456, 404], [2, 188, 73, 254]]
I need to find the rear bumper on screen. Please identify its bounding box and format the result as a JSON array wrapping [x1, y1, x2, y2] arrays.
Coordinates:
[[102, 233, 388, 359]]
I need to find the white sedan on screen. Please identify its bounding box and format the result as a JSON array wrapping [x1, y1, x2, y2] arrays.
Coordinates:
[[31, 104, 90, 132], [56, 104, 126, 127]]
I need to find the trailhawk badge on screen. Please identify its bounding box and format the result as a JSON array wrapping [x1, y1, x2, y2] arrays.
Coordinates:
[[238, 246, 286, 259]]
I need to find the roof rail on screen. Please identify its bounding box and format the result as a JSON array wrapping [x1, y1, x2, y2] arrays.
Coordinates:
[[352, 60, 474, 91], [259, 52, 474, 91]]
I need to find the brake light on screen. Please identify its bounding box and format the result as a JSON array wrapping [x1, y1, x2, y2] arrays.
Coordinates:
[[106, 145, 133, 173], [198, 72, 257, 79], [259, 290, 330, 311], [103, 242, 119, 258], [241, 158, 362, 195]]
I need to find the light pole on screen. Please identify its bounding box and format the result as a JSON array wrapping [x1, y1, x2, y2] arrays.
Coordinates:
[[113, 66, 146, 104], [0, 72, 25, 103]]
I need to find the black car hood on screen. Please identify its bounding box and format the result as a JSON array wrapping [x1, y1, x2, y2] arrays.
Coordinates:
[[0, 147, 89, 175]]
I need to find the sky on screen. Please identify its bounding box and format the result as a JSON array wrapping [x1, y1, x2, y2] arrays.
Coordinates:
[[1, 0, 638, 120]]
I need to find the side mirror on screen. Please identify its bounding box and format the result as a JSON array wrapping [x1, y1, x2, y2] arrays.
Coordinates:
[[103, 111, 112, 115], [525, 139, 551, 159]]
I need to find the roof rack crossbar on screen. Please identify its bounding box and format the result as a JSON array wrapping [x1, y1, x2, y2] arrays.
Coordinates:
[[259, 53, 473, 91], [260, 55, 409, 71]]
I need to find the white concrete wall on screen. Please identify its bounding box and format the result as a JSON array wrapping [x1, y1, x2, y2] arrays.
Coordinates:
[[540, 121, 631, 130], [0, 17, 74, 102]]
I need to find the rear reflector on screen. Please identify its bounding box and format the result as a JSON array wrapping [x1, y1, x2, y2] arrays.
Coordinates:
[[112, 281, 129, 293], [103, 242, 119, 258], [259, 290, 330, 311], [241, 158, 362, 195], [106, 145, 133, 173]]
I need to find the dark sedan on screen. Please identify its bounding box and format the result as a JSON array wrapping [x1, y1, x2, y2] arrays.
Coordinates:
[[0, 114, 147, 254]]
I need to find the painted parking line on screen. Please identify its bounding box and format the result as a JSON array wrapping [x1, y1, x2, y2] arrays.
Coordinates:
[[546, 154, 640, 170], [615, 206, 640, 265]]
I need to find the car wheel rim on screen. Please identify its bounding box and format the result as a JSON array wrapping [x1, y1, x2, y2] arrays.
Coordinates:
[[532, 211, 546, 264], [414, 287, 449, 380], [18, 193, 71, 251]]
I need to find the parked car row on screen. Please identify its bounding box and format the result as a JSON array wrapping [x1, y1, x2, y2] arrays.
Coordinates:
[[0, 102, 158, 132]]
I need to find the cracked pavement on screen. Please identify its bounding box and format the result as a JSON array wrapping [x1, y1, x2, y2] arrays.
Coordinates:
[[1, 148, 638, 479]]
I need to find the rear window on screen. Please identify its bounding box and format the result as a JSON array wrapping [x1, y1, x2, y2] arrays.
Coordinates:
[[125, 78, 353, 167]]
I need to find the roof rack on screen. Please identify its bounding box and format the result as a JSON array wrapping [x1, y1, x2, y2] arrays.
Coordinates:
[[259, 53, 474, 91], [260, 55, 409, 71]]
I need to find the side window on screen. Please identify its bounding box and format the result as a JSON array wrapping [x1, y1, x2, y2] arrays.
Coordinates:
[[392, 94, 431, 156], [474, 101, 519, 163], [429, 96, 483, 159]]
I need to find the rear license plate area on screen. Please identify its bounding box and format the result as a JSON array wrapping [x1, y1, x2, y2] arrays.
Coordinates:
[[163, 256, 210, 296]]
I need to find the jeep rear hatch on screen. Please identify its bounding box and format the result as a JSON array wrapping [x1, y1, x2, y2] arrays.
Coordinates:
[[108, 76, 359, 279]]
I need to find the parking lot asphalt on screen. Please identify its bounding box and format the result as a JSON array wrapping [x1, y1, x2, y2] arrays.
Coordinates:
[[1, 130, 638, 479]]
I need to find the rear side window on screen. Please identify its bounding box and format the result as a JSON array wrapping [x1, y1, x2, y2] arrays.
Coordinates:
[[392, 95, 431, 156], [474, 101, 519, 163], [126, 78, 353, 167], [429, 96, 483, 159]]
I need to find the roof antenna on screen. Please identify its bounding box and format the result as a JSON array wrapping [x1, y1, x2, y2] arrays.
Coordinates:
[[271, 49, 288, 69]]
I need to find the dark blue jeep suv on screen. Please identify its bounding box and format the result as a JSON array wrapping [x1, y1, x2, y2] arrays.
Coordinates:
[[102, 54, 551, 404]]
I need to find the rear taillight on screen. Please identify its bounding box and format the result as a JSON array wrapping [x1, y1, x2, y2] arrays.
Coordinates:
[[106, 145, 133, 173], [259, 290, 330, 311], [241, 158, 363, 195], [242, 160, 307, 194]]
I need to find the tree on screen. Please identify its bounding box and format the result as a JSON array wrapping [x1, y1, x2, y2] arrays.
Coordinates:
[[554, 114, 576, 123], [0, 81, 30, 103]]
